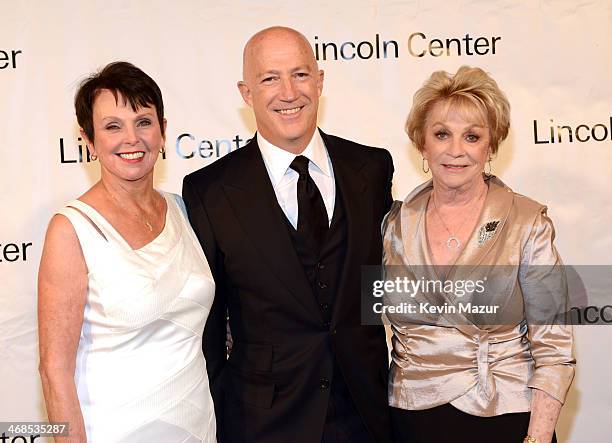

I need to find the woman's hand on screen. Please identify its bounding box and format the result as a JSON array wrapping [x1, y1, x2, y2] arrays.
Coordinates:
[[526, 388, 563, 443]]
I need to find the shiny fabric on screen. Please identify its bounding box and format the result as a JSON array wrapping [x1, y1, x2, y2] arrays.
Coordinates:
[[382, 176, 575, 417], [57, 192, 216, 442]]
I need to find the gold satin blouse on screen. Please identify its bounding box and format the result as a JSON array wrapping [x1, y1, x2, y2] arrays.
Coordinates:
[[382, 176, 575, 417]]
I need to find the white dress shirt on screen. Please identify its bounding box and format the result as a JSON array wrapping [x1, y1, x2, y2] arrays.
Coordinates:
[[257, 130, 336, 229]]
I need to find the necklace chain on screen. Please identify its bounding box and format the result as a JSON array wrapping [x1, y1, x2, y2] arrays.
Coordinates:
[[102, 184, 157, 232], [431, 185, 487, 250]]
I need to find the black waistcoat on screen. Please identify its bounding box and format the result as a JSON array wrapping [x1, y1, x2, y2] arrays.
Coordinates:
[[284, 185, 347, 324], [284, 185, 370, 438]]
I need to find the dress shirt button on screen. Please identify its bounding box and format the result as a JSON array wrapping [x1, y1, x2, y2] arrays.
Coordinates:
[[318, 282, 328, 289], [320, 378, 330, 389], [316, 262, 326, 270], [320, 302, 329, 311], [331, 329, 337, 335]]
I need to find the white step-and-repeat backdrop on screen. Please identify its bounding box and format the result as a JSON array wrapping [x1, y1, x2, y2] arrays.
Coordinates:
[[1, 1, 610, 441]]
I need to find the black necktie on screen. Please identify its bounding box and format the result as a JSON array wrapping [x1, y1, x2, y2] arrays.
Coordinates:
[[290, 155, 329, 253]]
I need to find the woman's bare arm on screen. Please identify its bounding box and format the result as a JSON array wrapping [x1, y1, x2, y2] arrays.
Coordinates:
[[526, 389, 563, 443], [38, 214, 88, 442]]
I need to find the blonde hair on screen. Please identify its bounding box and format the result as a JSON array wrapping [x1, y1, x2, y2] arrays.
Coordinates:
[[406, 66, 510, 154]]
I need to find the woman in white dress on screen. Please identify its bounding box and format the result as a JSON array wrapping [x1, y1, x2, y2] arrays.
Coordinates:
[[38, 62, 216, 442]]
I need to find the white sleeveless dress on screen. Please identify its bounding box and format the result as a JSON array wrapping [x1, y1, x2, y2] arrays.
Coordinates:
[[57, 191, 216, 443]]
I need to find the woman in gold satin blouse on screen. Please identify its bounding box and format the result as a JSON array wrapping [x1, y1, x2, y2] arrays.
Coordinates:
[[382, 66, 575, 443]]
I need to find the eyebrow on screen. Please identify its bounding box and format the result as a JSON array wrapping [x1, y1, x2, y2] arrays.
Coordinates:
[[291, 65, 312, 72], [256, 65, 312, 78], [256, 70, 280, 79], [430, 121, 487, 129], [100, 111, 155, 122]]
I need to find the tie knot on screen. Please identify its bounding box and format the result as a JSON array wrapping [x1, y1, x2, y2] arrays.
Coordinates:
[[289, 155, 310, 176]]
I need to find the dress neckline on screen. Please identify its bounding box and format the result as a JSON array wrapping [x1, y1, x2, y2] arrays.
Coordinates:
[[422, 182, 490, 275], [72, 191, 170, 252]]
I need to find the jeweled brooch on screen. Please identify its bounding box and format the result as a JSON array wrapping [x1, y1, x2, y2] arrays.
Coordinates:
[[477, 220, 500, 246]]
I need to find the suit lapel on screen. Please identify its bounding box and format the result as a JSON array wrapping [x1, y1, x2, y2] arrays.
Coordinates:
[[222, 138, 321, 319], [449, 176, 514, 279], [400, 176, 514, 282], [321, 132, 373, 324], [399, 179, 436, 281], [398, 176, 514, 331], [396, 180, 446, 309]]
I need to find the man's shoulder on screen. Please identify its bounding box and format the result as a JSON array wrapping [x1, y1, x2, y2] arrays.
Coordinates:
[[184, 140, 255, 188], [322, 131, 392, 163]]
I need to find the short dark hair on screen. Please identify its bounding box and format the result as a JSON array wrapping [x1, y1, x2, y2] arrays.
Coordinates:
[[75, 61, 164, 142]]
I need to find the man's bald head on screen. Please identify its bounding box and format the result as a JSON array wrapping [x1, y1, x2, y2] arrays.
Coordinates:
[[237, 26, 324, 153], [242, 26, 318, 82]]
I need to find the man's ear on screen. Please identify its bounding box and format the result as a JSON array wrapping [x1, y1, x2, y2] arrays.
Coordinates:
[[317, 69, 324, 97], [237, 81, 253, 107]]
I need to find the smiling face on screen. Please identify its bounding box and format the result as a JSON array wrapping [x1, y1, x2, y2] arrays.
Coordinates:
[[84, 89, 165, 183], [238, 28, 323, 153], [423, 100, 491, 191]]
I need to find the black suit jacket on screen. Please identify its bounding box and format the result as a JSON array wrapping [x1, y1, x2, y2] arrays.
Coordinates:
[[183, 130, 394, 443]]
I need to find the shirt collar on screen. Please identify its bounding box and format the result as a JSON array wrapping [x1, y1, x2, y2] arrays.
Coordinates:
[[257, 130, 331, 187]]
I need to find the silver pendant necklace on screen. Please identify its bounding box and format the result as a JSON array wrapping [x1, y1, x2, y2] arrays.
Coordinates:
[[431, 186, 486, 250]]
